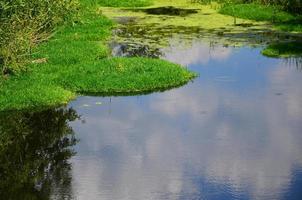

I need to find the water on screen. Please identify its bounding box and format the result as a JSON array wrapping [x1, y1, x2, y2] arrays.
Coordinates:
[[1, 38, 302, 199]]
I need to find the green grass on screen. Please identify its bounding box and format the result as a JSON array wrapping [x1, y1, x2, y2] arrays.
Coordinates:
[[0, 1, 196, 111], [219, 3, 295, 22], [261, 42, 302, 58], [275, 15, 302, 32], [276, 24, 302, 32], [97, 0, 152, 7], [219, 3, 302, 32]]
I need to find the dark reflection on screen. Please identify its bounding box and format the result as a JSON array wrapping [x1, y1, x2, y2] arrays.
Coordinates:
[[0, 107, 79, 200], [261, 41, 302, 70], [110, 42, 162, 58], [262, 41, 302, 58], [132, 6, 199, 16], [284, 57, 302, 71]]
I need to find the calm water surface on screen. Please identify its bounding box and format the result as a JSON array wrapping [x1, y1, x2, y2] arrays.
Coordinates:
[[1, 39, 302, 200]]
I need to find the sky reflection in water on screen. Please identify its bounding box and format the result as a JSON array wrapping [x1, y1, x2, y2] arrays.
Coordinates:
[[66, 39, 302, 200]]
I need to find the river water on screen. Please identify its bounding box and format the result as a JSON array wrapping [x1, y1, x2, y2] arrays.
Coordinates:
[[1, 34, 302, 199]]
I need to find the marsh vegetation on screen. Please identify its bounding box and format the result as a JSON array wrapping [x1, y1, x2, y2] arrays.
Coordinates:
[[0, 0, 301, 111]]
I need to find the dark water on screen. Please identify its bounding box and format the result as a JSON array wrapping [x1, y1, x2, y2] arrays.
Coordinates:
[[133, 6, 199, 16], [1, 39, 302, 199]]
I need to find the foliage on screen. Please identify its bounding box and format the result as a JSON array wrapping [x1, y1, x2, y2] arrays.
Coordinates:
[[0, 108, 79, 199], [0, 0, 79, 75]]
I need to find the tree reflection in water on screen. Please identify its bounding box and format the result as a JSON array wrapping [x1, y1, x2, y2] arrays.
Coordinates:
[[285, 57, 302, 71], [0, 107, 79, 200]]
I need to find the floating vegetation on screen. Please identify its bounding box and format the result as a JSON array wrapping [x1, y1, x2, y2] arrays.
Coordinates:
[[110, 21, 302, 60], [103, 0, 302, 55]]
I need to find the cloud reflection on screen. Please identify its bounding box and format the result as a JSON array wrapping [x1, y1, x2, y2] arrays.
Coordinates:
[[68, 44, 302, 200], [162, 39, 232, 66]]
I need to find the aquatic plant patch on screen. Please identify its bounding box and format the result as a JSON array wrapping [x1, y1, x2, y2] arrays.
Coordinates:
[[101, 1, 286, 42]]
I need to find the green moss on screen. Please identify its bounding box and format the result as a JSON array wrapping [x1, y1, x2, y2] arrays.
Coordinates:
[[262, 42, 302, 58], [0, 1, 196, 111]]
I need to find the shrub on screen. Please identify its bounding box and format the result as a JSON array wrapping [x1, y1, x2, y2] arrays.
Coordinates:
[[0, 0, 79, 75]]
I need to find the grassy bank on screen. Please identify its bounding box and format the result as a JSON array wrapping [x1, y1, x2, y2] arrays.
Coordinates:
[[0, 0, 196, 111], [219, 3, 302, 32]]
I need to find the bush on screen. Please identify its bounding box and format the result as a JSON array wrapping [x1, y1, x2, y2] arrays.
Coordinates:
[[0, 0, 79, 75]]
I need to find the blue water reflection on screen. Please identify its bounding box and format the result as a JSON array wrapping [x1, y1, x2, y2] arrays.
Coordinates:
[[68, 40, 302, 200]]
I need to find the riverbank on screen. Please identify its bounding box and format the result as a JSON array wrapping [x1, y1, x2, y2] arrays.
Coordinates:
[[0, 0, 196, 111], [1, 0, 301, 111]]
